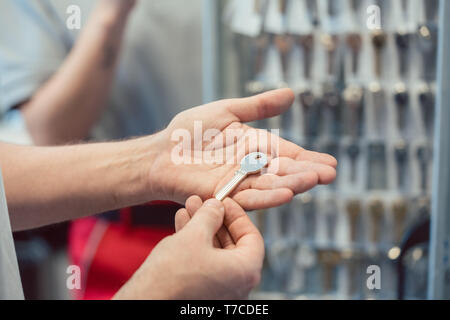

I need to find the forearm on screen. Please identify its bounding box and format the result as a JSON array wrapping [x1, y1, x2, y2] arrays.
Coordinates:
[[0, 134, 163, 231], [21, 2, 132, 145]]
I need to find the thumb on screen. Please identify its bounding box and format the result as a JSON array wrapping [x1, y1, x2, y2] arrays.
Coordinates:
[[226, 88, 295, 122], [185, 199, 225, 241]]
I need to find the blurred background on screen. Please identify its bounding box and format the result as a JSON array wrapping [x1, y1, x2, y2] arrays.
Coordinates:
[[0, 0, 449, 300]]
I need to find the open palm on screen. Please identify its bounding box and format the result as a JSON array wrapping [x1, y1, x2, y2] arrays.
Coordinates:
[[151, 89, 337, 210]]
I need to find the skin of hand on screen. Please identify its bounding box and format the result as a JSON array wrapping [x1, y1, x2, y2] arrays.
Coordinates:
[[20, 0, 137, 145], [114, 197, 264, 300], [2, 89, 336, 231], [100, 0, 137, 17], [148, 88, 337, 211]]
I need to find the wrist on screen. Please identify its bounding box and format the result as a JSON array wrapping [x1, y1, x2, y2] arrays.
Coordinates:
[[92, 1, 134, 31], [112, 133, 167, 207]]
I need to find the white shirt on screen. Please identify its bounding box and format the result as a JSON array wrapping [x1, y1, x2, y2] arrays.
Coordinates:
[[0, 0, 203, 142], [0, 169, 24, 300]]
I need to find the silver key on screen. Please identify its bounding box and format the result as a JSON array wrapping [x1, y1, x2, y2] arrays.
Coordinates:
[[215, 152, 268, 201]]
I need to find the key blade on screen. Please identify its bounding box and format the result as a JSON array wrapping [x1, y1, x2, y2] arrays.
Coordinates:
[[215, 171, 247, 201]]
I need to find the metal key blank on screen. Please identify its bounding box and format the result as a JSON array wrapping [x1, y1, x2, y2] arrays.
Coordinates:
[[367, 143, 387, 190], [394, 82, 409, 134], [347, 143, 360, 183], [417, 145, 432, 192], [417, 23, 438, 81], [299, 34, 314, 80], [321, 34, 339, 76], [369, 82, 386, 136], [346, 33, 363, 76], [394, 140, 409, 190], [392, 198, 408, 243], [299, 89, 319, 138], [346, 199, 361, 243], [395, 32, 411, 78], [368, 199, 384, 243], [418, 84, 435, 137], [215, 152, 268, 201], [343, 85, 364, 138], [371, 30, 387, 78]]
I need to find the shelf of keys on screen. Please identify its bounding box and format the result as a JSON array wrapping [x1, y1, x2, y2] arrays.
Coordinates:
[[216, 0, 439, 299]]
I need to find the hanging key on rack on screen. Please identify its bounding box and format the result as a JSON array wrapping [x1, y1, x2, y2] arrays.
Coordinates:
[[321, 34, 339, 77], [318, 250, 341, 294], [346, 142, 360, 184], [347, 33, 363, 77], [415, 195, 431, 220], [392, 198, 408, 244], [416, 145, 433, 193], [417, 23, 438, 82], [273, 1, 291, 79], [343, 84, 364, 138], [243, 34, 270, 95], [368, 143, 387, 190], [368, 199, 385, 244], [231, 0, 267, 95], [274, 35, 293, 80], [418, 84, 436, 137], [394, 82, 410, 135], [299, 89, 319, 139], [369, 82, 386, 137], [342, 249, 360, 298], [298, 34, 315, 80], [346, 199, 361, 244], [394, 140, 409, 190], [395, 31, 412, 79], [323, 83, 342, 137], [371, 30, 387, 79]]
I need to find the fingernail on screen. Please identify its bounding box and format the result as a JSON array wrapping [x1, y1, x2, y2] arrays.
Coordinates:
[[204, 199, 224, 213]]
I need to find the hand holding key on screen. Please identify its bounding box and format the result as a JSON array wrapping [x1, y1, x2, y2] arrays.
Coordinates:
[[148, 89, 337, 211], [215, 152, 268, 201], [116, 197, 265, 299]]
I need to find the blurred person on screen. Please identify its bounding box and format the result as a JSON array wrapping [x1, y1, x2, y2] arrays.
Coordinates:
[[0, 89, 337, 299], [0, 0, 204, 299]]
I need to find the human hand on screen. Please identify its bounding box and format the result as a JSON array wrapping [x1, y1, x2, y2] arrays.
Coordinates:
[[99, 0, 137, 12], [96, 0, 137, 22], [149, 89, 337, 211], [114, 197, 264, 300]]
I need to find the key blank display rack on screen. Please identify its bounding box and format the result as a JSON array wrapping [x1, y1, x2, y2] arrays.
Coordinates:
[[202, 0, 450, 299]]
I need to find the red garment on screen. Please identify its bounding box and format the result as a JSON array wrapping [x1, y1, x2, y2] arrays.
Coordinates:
[[68, 202, 180, 300]]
